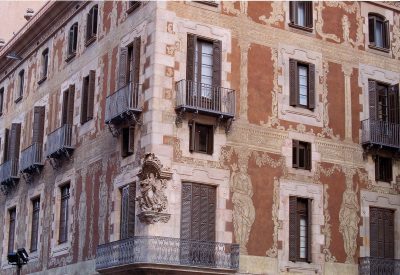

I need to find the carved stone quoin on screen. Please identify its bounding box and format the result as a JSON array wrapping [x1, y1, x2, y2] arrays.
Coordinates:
[[136, 153, 172, 224]]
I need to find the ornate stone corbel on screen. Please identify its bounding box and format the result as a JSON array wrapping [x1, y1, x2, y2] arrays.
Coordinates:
[[136, 153, 172, 224]]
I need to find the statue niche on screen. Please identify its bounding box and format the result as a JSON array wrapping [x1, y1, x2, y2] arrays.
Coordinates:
[[136, 153, 172, 224]]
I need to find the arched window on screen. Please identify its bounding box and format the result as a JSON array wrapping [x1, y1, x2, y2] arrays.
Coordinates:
[[369, 13, 390, 50]]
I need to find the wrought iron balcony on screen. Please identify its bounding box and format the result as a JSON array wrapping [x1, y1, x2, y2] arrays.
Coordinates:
[[359, 257, 400, 275], [20, 142, 43, 173], [45, 124, 73, 159], [361, 119, 400, 150], [175, 80, 235, 119], [105, 82, 142, 125], [0, 159, 19, 185], [96, 236, 239, 273]]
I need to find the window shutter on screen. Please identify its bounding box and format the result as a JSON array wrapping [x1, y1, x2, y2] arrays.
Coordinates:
[[73, 24, 78, 52], [292, 140, 299, 168], [306, 142, 312, 170], [32, 106, 45, 144], [133, 37, 141, 84], [93, 6, 98, 36], [384, 209, 394, 258], [375, 156, 380, 181], [369, 17, 376, 45], [128, 126, 135, 154], [186, 34, 196, 81], [118, 47, 129, 89], [289, 2, 297, 24], [3, 128, 9, 162], [384, 20, 390, 49], [62, 90, 69, 126], [207, 125, 214, 155], [212, 40, 222, 88], [307, 198, 312, 263], [207, 186, 216, 242], [388, 84, 399, 124], [87, 70, 96, 120], [120, 185, 129, 239], [86, 12, 92, 41], [289, 59, 298, 106], [305, 2, 313, 28], [387, 158, 393, 182], [128, 182, 136, 237], [67, 85, 75, 125], [181, 182, 192, 240], [9, 123, 21, 160], [289, 196, 298, 261], [369, 80, 378, 121], [80, 78, 88, 124], [68, 27, 74, 54], [189, 120, 195, 152], [308, 63, 315, 109], [0, 88, 4, 114]]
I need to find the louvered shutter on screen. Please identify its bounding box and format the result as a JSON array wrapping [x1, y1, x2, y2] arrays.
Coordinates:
[[384, 209, 394, 258], [118, 47, 129, 89], [305, 2, 313, 28], [208, 186, 216, 242], [388, 84, 399, 124], [308, 63, 315, 109], [120, 185, 129, 239], [93, 6, 98, 36], [306, 142, 312, 170], [87, 70, 96, 120], [67, 85, 75, 125], [128, 126, 135, 154], [292, 140, 299, 168], [289, 2, 297, 24], [369, 80, 378, 121], [189, 120, 195, 152], [9, 123, 21, 160], [207, 125, 214, 155], [384, 20, 390, 49], [3, 128, 9, 162], [289, 59, 298, 106], [186, 34, 196, 81], [307, 199, 312, 263], [73, 24, 78, 52], [32, 106, 45, 144], [68, 27, 74, 54], [191, 183, 201, 240], [133, 37, 141, 84], [86, 11, 92, 41], [369, 17, 375, 45], [289, 196, 298, 261], [180, 182, 192, 264], [62, 91, 69, 125], [80, 77, 88, 123], [128, 182, 136, 237], [212, 40, 222, 87]]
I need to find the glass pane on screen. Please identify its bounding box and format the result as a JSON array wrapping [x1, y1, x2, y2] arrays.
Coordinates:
[[375, 21, 383, 48], [300, 217, 307, 259], [297, 2, 306, 26]]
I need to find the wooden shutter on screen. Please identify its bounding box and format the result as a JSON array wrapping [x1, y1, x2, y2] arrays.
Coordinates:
[[384, 209, 394, 258], [384, 20, 390, 49], [120, 185, 129, 239], [68, 26, 74, 54], [86, 11, 92, 40], [207, 186, 216, 242], [73, 24, 78, 52], [306, 142, 312, 170], [3, 128, 9, 162], [387, 158, 393, 182], [292, 140, 299, 168], [212, 40, 222, 87], [207, 125, 214, 155], [93, 6, 98, 35], [132, 37, 141, 84], [67, 85, 75, 125], [369, 80, 378, 121], [32, 106, 45, 144], [289, 196, 298, 261], [307, 198, 312, 263], [31, 198, 40, 251], [80, 77, 88, 124], [289, 2, 297, 24], [388, 84, 399, 124], [375, 156, 380, 181], [0, 88, 4, 114], [62, 90, 69, 125], [87, 70, 96, 120], [305, 2, 313, 28], [369, 17, 375, 45], [181, 183, 192, 240], [9, 123, 21, 160], [189, 120, 195, 152], [128, 126, 135, 154], [186, 34, 196, 81], [8, 208, 16, 254], [308, 63, 315, 109], [128, 183, 136, 237], [118, 47, 129, 89], [289, 59, 298, 106]]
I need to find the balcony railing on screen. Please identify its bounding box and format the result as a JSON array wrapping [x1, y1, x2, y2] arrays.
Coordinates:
[[359, 257, 400, 275], [361, 119, 400, 149], [175, 80, 235, 118], [45, 124, 73, 159], [105, 82, 142, 124], [96, 236, 239, 272], [20, 142, 43, 173], [0, 159, 19, 184]]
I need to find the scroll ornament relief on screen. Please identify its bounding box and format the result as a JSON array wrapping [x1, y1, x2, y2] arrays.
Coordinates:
[[258, 1, 285, 26], [136, 153, 172, 224], [392, 22, 400, 60], [322, 184, 337, 262], [266, 177, 280, 258], [222, 1, 248, 17]]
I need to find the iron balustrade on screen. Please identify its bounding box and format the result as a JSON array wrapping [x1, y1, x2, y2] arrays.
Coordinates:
[[175, 80, 235, 118], [359, 257, 400, 275], [105, 82, 142, 124], [95, 236, 239, 272], [0, 159, 19, 184], [20, 142, 43, 173], [361, 119, 400, 149], [45, 124, 73, 158]]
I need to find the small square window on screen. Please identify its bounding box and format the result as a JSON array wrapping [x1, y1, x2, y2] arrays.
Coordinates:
[[292, 140, 311, 170], [369, 14, 390, 51], [189, 121, 214, 155], [289, 1, 313, 31], [375, 156, 392, 182]]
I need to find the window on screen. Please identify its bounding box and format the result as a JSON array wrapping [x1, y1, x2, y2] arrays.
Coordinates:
[[292, 140, 311, 170], [289, 1, 313, 30], [32, 106, 45, 144], [369, 14, 390, 50], [86, 5, 98, 45], [80, 71, 95, 124], [120, 183, 136, 239], [189, 121, 213, 155], [67, 23, 78, 58], [62, 85, 75, 125], [369, 80, 399, 124], [117, 37, 141, 89], [121, 126, 135, 157], [16, 69, 24, 102], [30, 198, 40, 252], [127, 1, 141, 14], [39, 48, 49, 83], [3, 128, 9, 162], [59, 184, 70, 244], [0, 87, 4, 116], [289, 197, 312, 262], [375, 156, 392, 182], [370, 207, 394, 259], [8, 208, 16, 254], [8, 123, 21, 162], [289, 59, 315, 109]]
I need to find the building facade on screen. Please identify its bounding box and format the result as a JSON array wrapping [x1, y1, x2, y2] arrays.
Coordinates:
[[0, 1, 399, 275]]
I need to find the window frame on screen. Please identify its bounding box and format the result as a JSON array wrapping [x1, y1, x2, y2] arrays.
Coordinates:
[[121, 126, 135, 157], [8, 207, 16, 254], [368, 13, 390, 52], [80, 71, 95, 124], [85, 5, 98, 46], [289, 1, 314, 32], [289, 59, 315, 110], [375, 155, 392, 182], [292, 140, 312, 170], [0, 87, 4, 116], [38, 48, 49, 84], [188, 120, 214, 155], [30, 197, 40, 252], [67, 23, 78, 61], [58, 184, 70, 244], [15, 69, 24, 103]]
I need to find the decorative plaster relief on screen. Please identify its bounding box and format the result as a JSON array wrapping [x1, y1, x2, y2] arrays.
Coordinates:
[[315, 138, 364, 168], [222, 1, 248, 17], [258, 2, 285, 26], [322, 184, 336, 263], [266, 177, 280, 258], [392, 20, 400, 59]]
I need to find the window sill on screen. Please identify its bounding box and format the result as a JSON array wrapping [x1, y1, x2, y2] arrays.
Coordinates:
[[190, 150, 212, 156], [195, 1, 219, 7], [85, 35, 96, 47], [65, 52, 76, 63], [368, 44, 390, 53], [14, 96, 22, 103], [288, 23, 313, 33], [126, 3, 141, 14], [37, 76, 47, 85]]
